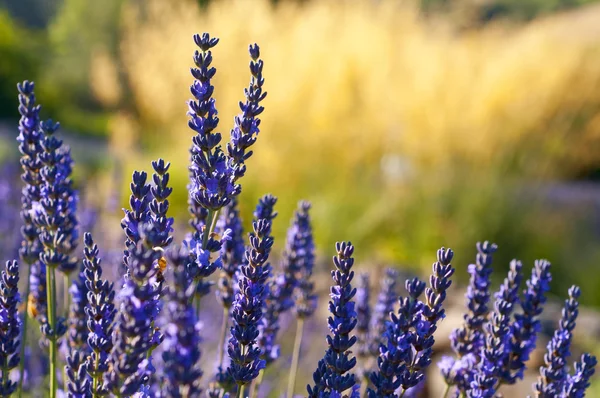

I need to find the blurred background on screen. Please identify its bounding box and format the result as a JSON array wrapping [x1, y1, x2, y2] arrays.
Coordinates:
[[1, 0, 600, 394]]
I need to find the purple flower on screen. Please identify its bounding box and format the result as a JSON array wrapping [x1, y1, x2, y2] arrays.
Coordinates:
[[64, 351, 91, 397], [534, 285, 582, 397], [226, 43, 267, 182], [0, 260, 21, 396], [226, 195, 276, 387], [308, 242, 358, 397], [160, 246, 204, 397], [403, 248, 454, 392], [188, 33, 239, 212], [82, 233, 115, 396], [370, 268, 399, 357], [502, 259, 552, 384], [563, 354, 597, 397], [16, 81, 43, 268], [216, 198, 245, 310], [356, 273, 371, 360], [106, 238, 162, 396], [149, 159, 174, 250], [450, 242, 497, 359]]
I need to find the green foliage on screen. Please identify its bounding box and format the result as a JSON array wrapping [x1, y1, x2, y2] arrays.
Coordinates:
[[0, 11, 44, 119]]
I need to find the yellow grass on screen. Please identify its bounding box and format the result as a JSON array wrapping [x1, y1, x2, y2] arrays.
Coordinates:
[[98, 0, 600, 268]]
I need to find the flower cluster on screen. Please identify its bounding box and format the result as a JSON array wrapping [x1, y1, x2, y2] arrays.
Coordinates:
[[83, 232, 116, 395], [369, 268, 399, 357], [368, 248, 454, 398], [160, 246, 204, 397], [0, 260, 20, 396], [7, 32, 598, 398], [439, 243, 596, 398], [227, 195, 276, 388], [188, 33, 238, 211], [216, 198, 245, 310], [308, 241, 358, 397]]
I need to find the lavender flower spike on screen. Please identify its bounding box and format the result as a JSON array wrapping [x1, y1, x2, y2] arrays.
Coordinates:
[[65, 351, 91, 397], [16, 81, 43, 268], [293, 201, 317, 320], [564, 354, 597, 397], [308, 242, 358, 397], [403, 248, 455, 392], [83, 233, 116, 396], [188, 33, 238, 212], [227, 43, 267, 182], [227, 195, 276, 390], [471, 259, 523, 396], [534, 285, 581, 397], [0, 260, 21, 396], [369, 268, 399, 357], [356, 273, 371, 360], [502, 259, 551, 384], [161, 246, 204, 397], [450, 242, 497, 358], [368, 277, 426, 398], [149, 158, 174, 250], [216, 198, 245, 310]]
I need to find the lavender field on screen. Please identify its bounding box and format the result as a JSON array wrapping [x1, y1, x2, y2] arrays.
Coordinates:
[[2, 0, 600, 397], [0, 28, 597, 397]]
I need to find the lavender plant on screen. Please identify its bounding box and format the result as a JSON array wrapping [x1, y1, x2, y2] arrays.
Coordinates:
[[6, 33, 598, 398], [83, 232, 116, 396], [0, 260, 20, 397], [308, 241, 358, 397], [227, 195, 276, 397]]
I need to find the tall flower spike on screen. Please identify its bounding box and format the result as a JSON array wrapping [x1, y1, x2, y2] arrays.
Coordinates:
[[273, 201, 312, 315], [216, 198, 245, 310], [471, 259, 523, 396], [65, 351, 91, 397], [450, 241, 497, 358], [82, 233, 116, 396], [227, 195, 276, 389], [308, 242, 358, 397], [368, 277, 426, 398], [106, 237, 162, 395], [227, 43, 267, 182], [356, 273, 371, 360], [67, 263, 89, 353], [161, 246, 204, 397], [502, 259, 552, 384], [563, 354, 597, 397], [188, 32, 238, 211], [17, 81, 43, 268], [402, 248, 455, 392], [0, 260, 21, 396], [150, 159, 174, 250], [293, 201, 316, 319], [534, 285, 581, 397], [121, 170, 151, 270], [369, 268, 399, 357]]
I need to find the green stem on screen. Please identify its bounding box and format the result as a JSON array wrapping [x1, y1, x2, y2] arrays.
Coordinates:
[[201, 209, 215, 248], [2, 350, 9, 398], [190, 209, 220, 308], [250, 370, 263, 398], [47, 266, 58, 398], [286, 318, 305, 398], [237, 384, 246, 398], [195, 294, 201, 318], [218, 307, 229, 370], [92, 353, 100, 398], [441, 384, 451, 398], [17, 264, 31, 398], [64, 273, 70, 316]]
